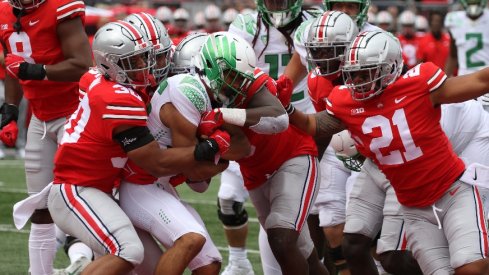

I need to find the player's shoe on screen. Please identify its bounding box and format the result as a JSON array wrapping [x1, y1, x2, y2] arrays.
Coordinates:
[[221, 259, 254, 275], [53, 256, 91, 275]]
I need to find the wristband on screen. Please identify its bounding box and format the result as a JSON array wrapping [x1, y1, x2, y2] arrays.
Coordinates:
[[18, 63, 46, 80], [285, 104, 296, 115], [219, 108, 246, 127]]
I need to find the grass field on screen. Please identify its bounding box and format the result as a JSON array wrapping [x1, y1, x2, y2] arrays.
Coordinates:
[[0, 158, 264, 274]]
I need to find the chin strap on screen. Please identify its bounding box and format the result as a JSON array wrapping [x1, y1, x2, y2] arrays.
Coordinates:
[[13, 8, 24, 33]]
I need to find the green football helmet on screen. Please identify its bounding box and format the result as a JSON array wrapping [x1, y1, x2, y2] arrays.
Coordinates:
[[196, 32, 256, 107], [460, 0, 487, 18], [323, 0, 370, 28], [256, 0, 304, 28]]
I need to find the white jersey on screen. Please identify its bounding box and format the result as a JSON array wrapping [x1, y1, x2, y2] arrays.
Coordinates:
[[441, 100, 489, 165], [229, 11, 320, 113], [445, 11, 489, 75], [147, 74, 212, 183]]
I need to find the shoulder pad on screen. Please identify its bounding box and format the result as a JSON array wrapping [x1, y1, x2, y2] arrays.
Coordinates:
[[231, 13, 258, 36], [294, 18, 314, 44], [176, 75, 210, 114]]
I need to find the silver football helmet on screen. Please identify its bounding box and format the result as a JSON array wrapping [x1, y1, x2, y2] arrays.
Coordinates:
[[124, 12, 172, 83], [330, 130, 365, 172], [305, 11, 358, 77], [171, 32, 209, 76], [92, 21, 155, 88], [342, 31, 403, 101]]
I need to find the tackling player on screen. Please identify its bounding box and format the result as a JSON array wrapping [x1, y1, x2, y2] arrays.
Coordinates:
[[287, 30, 489, 274]]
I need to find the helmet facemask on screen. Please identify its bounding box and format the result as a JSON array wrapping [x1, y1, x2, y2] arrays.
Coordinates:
[[461, 0, 487, 18], [153, 44, 172, 83], [257, 0, 303, 28], [212, 59, 254, 107], [323, 0, 370, 28], [8, 0, 45, 10], [108, 46, 156, 87], [336, 153, 365, 172], [306, 42, 348, 77], [342, 63, 396, 101]]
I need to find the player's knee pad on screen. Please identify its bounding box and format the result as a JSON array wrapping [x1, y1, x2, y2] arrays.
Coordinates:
[[30, 208, 53, 224], [217, 198, 248, 229]]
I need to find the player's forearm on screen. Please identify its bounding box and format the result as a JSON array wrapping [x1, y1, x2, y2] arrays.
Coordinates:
[[45, 59, 91, 82], [4, 75, 23, 106], [283, 52, 308, 87], [184, 161, 228, 181], [434, 67, 489, 104]]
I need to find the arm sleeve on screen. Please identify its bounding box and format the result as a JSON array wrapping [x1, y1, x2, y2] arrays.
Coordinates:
[[56, 0, 85, 24]]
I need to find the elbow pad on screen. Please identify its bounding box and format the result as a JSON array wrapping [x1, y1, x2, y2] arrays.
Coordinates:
[[249, 113, 289, 134]]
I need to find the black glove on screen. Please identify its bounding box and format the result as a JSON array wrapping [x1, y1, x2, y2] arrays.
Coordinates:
[[0, 103, 19, 129], [194, 139, 219, 161]]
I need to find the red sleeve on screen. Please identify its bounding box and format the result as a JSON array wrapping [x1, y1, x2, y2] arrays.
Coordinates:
[[56, 0, 85, 24], [420, 62, 447, 93], [92, 85, 148, 140]]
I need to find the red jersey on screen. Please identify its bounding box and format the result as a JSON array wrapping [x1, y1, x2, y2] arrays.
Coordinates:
[[397, 34, 424, 69], [53, 76, 148, 193], [0, 0, 85, 121], [307, 68, 338, 112], [78, 69, 156, 185], [238, 69, 318, 190], [416, 32, 450, 69], [326, 62, 465, 207]]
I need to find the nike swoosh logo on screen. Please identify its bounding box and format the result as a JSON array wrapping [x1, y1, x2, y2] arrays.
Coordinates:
[[394, 96, 407, 104], [473, 168, 477, 180], [449, 186, 461, 196], [29, 20, 39, 26]]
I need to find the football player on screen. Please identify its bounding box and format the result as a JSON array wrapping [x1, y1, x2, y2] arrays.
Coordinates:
[[196, 32, 329, 275], [287, 30, 489, 274], [46, 21, 230, 275], [222, 1, 319, 272], [284, 0, 380, 93], [445, 0, 489, 110], [0, 0, 92, 274], [117, 25, 233, 275]]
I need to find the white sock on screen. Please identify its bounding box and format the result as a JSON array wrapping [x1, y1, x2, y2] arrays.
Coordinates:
[[29, 223, 56, 275], [54, 226, 67, 251], [68, 242, 93, 264], [228, 246, 247, 262]]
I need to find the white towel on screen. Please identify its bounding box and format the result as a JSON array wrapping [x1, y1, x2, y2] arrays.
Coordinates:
[[12, 182, 53, 230]]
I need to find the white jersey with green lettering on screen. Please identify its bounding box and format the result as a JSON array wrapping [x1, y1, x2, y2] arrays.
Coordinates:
[[229, 10, 321, 113], [445, 10, 489, 75], [147, 74, 212, 150]]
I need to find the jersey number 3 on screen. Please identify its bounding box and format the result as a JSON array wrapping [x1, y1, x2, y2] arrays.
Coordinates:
[[362, 109, 423, 165]]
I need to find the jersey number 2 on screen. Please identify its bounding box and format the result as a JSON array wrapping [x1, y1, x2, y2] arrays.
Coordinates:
[[465, 33, 486, 69], [362, 109, 423, 165]]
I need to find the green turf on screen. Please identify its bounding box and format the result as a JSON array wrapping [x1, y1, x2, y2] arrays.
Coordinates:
[[0, 159, 263, 274]]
